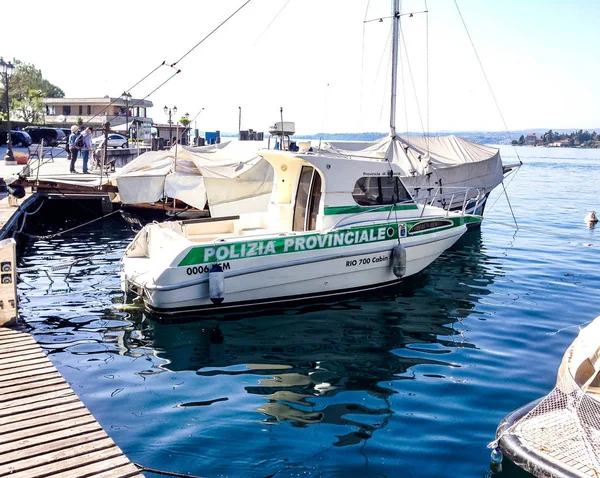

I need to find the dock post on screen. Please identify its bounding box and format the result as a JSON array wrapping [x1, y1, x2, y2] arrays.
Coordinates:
[[0, 238, 18, 326]]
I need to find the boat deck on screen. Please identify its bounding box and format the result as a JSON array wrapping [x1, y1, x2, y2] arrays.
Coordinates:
[[0, 327, 143, 477]]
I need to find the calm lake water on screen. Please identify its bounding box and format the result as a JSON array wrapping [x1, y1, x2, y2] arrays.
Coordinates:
[[16, 145, 600, 477]]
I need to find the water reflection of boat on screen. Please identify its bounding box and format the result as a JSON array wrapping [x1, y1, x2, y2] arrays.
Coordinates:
[[123, 230, 498, 446]]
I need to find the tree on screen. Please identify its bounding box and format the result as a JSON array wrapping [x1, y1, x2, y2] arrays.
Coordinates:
[[179, 116, 191, 127], [12, 89, 44, 123], [518, 134, 525, 145], [0, 59, 64, 121]]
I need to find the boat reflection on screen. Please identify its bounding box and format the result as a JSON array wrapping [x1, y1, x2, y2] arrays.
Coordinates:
[[124, 230, 500, 446]]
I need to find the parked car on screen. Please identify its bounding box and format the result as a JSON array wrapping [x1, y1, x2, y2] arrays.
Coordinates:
[[23, 126, 66, 146], [0, 130, 33, 147], [92, 134, 128, 149]]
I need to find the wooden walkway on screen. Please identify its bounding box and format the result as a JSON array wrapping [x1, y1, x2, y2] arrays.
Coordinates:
[[0, 327, 143, 477]]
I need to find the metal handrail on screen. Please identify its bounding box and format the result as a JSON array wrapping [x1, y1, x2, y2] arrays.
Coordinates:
[[329, 185, 485, 230]]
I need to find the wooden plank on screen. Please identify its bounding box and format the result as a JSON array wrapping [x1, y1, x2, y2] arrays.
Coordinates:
[[0, 346, 44, 359], [0, 430, 108, 464], [55, 461, 144, 478], [79, 463, 144, 478], [0, 331, 35, 342], [0, 336, 35, 347], [0, 355, 49, 371], [3, 447, 128, 478], [0, 415, 97, 446], [0, 369, 62, 390], [0, 363, 56, 382], [0, 421, 104, 454], [0, 400, 84, 427], [0, 407, 92, 436], [0, 394, 80, 418], [0, 329, 140, 477], [0, 329, 33, 338], [1, 381, 70, 402], [0, 436, 116, 475], [0, 345, 45, 359], [2, 388, 76, 410], [0, 375, 65, 395]]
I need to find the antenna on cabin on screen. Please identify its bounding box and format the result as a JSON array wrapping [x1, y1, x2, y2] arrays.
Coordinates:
[[318, 82, 330, 153], [280, 107, 285, 150]]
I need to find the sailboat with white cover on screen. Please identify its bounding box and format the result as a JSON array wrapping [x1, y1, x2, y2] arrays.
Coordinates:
[[120, 0, 489, 316], [319, 134, 511, 214]]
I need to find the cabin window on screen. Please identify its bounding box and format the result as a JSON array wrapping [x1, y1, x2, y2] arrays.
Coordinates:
[[409, 220, 453, 234], [307, 172, 322, 230], [293, 166, 322, 231], [352, 176, 412, 206]]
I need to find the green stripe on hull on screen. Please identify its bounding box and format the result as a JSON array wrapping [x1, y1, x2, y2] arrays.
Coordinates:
[[177, 215, 481, 267], [324, 204, 419, 215]]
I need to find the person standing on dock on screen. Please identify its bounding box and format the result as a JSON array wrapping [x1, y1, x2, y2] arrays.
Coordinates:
[[81, 127, 93, 174], [68, 125, 80, 173]]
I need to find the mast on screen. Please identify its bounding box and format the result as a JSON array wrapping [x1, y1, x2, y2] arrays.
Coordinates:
[[389, 0, 400, 138]]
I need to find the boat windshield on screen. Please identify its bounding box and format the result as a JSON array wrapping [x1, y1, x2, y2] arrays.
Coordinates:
[[351, 176, 412, 206]]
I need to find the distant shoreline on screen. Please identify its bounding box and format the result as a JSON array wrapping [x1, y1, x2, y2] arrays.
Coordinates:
[[223, 130, 600, 148]]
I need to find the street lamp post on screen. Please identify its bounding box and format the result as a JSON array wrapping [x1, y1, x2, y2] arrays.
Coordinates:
[[163, 105, 177, 147], [1, 58, 16, 164], [121, 91, 132, 141]]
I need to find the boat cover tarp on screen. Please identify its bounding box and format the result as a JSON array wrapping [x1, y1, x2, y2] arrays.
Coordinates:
[[180, 141, 274, 217], [112, 151, 207, 210], [112, 140, 274, 217], [323, 135, 504, 198]]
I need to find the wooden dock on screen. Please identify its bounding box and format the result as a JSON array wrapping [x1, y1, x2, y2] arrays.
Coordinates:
[[0, 144, 126, 240], [0, 327, 143, 477]]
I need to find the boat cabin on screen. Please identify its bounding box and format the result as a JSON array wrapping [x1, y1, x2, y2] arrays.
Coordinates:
[[259, 149, 416, 232]]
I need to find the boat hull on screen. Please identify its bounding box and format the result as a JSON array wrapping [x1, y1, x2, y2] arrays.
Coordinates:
[[122, 226, 465, 316]]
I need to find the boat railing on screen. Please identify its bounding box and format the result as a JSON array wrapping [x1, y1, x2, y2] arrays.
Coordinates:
[[329, 187, 485, 231], [414, 186, 486, 217]]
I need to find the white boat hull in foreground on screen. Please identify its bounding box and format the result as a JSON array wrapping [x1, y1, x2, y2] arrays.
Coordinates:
[[122, 206, 479, 315]]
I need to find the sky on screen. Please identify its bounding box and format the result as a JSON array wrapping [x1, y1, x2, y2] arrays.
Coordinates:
[[3, 0, 600, 135]]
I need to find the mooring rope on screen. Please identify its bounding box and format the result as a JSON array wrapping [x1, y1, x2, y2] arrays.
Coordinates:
[[134, 464, 205, 478], [21, 208, 122, 241], [483, 217, 596, 246]]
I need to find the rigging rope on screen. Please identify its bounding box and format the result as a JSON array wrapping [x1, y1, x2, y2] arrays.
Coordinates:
[[78, 1, 251, 132], [359, 0, 372, 131], [483, 217, 596, 247], [424, 0, 430, 153], [252, 0, 291, 47], [173, 0, 252, 66], [400, 28, 426, 136], [83, 61, 167, 127], [453, 0, 522, 165]]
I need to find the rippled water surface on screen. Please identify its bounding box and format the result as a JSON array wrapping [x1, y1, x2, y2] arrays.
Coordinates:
[[16, 146, 600, 477]]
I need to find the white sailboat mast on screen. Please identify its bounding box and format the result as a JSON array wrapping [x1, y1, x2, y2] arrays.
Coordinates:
[[389, 0, 400, 139]]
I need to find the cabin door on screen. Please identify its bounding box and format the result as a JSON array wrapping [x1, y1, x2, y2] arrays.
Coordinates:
[[292, 166, 322, 232]]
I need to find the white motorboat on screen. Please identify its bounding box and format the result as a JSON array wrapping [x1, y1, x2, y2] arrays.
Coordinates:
[[120, 0, 488, 316], [493, 316, 600, 477], [121, 146, 484, 315]]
